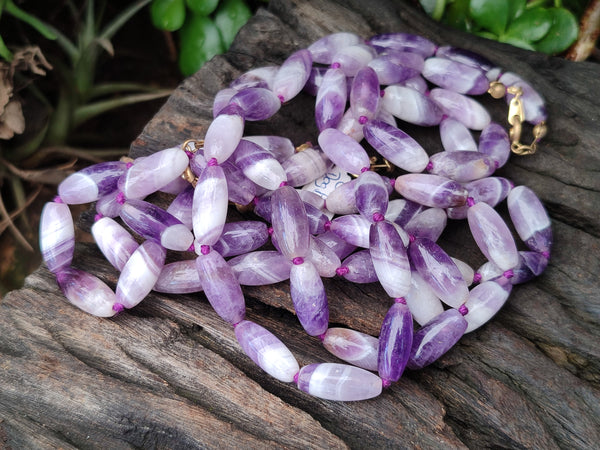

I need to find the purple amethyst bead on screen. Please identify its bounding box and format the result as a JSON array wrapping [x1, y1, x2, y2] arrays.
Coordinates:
[[324, 179, 358, 215], [166, 184, 194, 229], [405, 269, 444, 326], [307, 32, 361, 64], [213, 88, 236, 117], [507, 186, 552, 254], [270, 185, 310, 259], [429, 88, 490, 130], [330, 214, 371, 248], [464, 278, 512, 333], [304, 201, 330, 235], [272, 49, 312, 102], [385, 198, 426, 227], [204, 104, 245, 163], [350, 66, 380, 122], [58, 161, 126, 204], [439, 117, 477, 152], [39, 201, 75, 274], [322, 328, 379, 371], [422, 57, 489, 95], [367, 51, 423, 85], [242, 136, 295, 163], [220, 159, 257, 206], [91, 217, 139, 272], [404, 208, 447, 242], [290, 260, 329, 336], [479, 122, 511, 168], [315, 68, 347, 132], [296, 363, 382, 401], [447, 177, 513, 220], [95, 192, 123, 218], [378, 301, 413, 383], [229, 87, 281, 120], [339, 250, 379, 283], [331, 44, 377, 77], [368, 33, 436, 57], [435, 46, 495, 72], [154, 260, 203, 294], [192, 164, 228, 247], [56, 268, 119, 317], [369, 221, 411, 298], [229, 251, 292, 285], [308, 235, 341, 278], [318, 128, 371, 174], [212, 221, 269, 257], [355, 170, 389, 222], [315, 230, 357, 260], [233, 139, 287, 191], [230, 66, 278, 91], [381, 85, 443, 126], [394, 174, 468, 208], [428, 151, 496, 183], [282, 148, 330, 187]]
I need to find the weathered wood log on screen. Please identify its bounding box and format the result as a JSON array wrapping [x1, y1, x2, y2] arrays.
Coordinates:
[[2, 0, 599, 448]]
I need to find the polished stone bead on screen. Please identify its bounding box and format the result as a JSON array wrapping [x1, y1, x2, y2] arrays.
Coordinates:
[[422, 57, 489, 95], [499, 72, 547, 124], [429, 88, 490, 130], [324, 179, 358, 215], [409, 237, 469, 308], [120, 147, 189, 199], [273, 49, 312, 102], [58, 161, 126, 204], [385, 198, 426, 227], [336, 108, 365, 141], [233, 139, 287, 191], [192, 165, 228, 247], [120, 199, 193, 252], [339, 249, 378, 283], [229, 250, 292, 285], [322, 328, 379, 371], [355, 170, 389, 222], [308, 236, 341, 278], [405, 269, 444, 326], [476, 251, 549, 285], [56, 268, 118, 317], [204, 104, 245, 163], [407, 309, 467, 369], [350, 66, 380, 122], [318, 128, 371, 174], [221, 159, 257, 206], [271, 185, 310, 259], [212, 88, 237, 117], [154, 260, 203, 294], [369, 221, 411, 298], [290, 260, 329, 336], [468, 202, 519, 271], [230, 66, 278, 91], [447, 176, 513, 220], [451, 257, 475, 285], [298, 189, 327, 211], [382, 85, 443, 126], [95, 192, 123, 218], [235, 320, 299, 382], [404, 207, 447, 242], [315, 67, 347, 131], [464, 279, 512, 333], [308, 32, 361, 64], [369, 33, 436, 57], [394, 174, 468, 208], [297, 363, 382, 401], [378, 302, 413, 383], [478, 122, 511, 168], [363, 120, 429, 173], [91, 217, 139, 272], [330, 214, 371, 248], [440, 117, 477, 152], [331, 44, 377, 77], [435, 46, 495, 72], [367, 51, 423, 85], [508, 186, 552, 254], [315, 230, 357, 259], [40, 201, 75, 273], [116, 240, 166, 309], [304, 202, 330, 235], [213, 221, 269, 257], [282, 148, 330, 187], [229, 87, 281, 120], [428, 150, 496, 182], [166, 185, 194, 229], [242, 135, 295, 162], [304, 66, 328, 96], [401, 75, 428, 93], [195, 250, 246, 324]]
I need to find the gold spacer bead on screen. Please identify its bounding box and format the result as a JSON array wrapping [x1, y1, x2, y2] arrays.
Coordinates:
[[488, 81, 507, 99]]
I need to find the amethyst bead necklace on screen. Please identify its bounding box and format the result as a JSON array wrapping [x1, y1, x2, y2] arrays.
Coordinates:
[[40, 31, 552, 402]]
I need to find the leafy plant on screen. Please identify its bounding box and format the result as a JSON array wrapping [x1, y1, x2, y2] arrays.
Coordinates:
[[420, 0, 583, 55]]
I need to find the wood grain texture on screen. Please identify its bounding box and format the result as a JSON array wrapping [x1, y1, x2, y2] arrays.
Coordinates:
[[2, 0, 599, 448]]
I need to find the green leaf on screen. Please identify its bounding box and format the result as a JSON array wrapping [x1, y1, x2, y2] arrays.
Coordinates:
[[178, 14, 224, 76], [214, 0, 252, 49], [150, 0, 186, 32], [469, 0, 509, 35], [508, 0, 527, 20], [504, 7, 552, 42], [87, 82, 162, 99], [498, 35, 536, 51], [443, 0, 472, 32], [534, 7, 578, 54], [4, 0, 57, 40], [0, 34, 13, 61]]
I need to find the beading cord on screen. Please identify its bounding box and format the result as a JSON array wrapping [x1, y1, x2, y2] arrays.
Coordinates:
[[40, 32, 553, 402]]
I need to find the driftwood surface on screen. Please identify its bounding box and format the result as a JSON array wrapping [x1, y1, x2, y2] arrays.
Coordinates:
[[2, 0, 600, 448]]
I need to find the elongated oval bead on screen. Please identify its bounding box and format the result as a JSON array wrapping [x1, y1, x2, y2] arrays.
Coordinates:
[[363, 120, 429, 173], [229, 250, 292, 285], [96, 192, 123, 218], [405, 270, 444, 326], [382, 85, 443, 126], [428, 150, 496, 182], [385, 198, 425, 227], [404, 207, 447, 242], [229, 87, 281, 120], [58, 161, 126, 204], [479, 122, 511, 168], [235, 320, 299, 382], [195, 250, 246, 324], [407, 309, 467, 369], [221, 159, 256, 205], [369, 221, 411, 298], [350, 66, 380, 122], [282, 148, 329, 187], [304, 202, 330, 235], [435, 46, 495, 72], [116, 240, 166, 309], [204, 104, 245, 163], [331, 44, 377, 77], [154, 260, 203, 294], [324, 179, 358, 215], [422, 57, 489, 94], [378, 301, 413, 383], [429, 88, 490, 130], [308, 236, 341, 278], [242, 136, 295, 162], [120, 147, 189, 199], [193, 164, 228, 247], [120, 199, 193, 252], [468, 202, 519, 271], [212, 88, 236, 116], [315, 68, 347, 131], [507, 186, 552, 254], [394, 174, 468, 208], [230, 66, 278, 90], [339, 249, 378, 283], [40, 201, 74, 273], [56, 268, 119, 317], [322, 328, 379, 371], [91, 217, 139, 272], [369, 33, 436, 57], [308, 32, 361, 64], [440, 118, 477, 152], [304, 66, 328, 95], [401, 75, 428, 93], [367, 51, 423, 85], [355, 170, 389, 222], [271, 185, 310, 259], [296, 363, 382, 401], [290, 260, 329, 336], [233, 139, 287, 190], [336, 108, 365, 141], [272, 49, 312, 102], [213, 221, 269, 257], [499, 72, 547, 124], [315, 230, 357, 260], [447, 177, 513, 220], [451, 257, 475, 285], [166, 184, 194, 229], [330, 214, 370, 248], [318, 128, 370, 174], [464, 279, 512, 333], [409, 237, 469, 307]]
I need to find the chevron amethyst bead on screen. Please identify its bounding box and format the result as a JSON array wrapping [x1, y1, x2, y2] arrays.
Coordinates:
[[233, 139, 287, 191], [385, 198, 426, 227], [355, 170, 389, 222], [230, 66, 277, 91], [296, 363, 382, 401], [204, 104, 244, 163], [91, 217, 139, 272], [447, 177, 513, 220], [429, 88, 490, 130], [271, 185, 311, 260], [368, 33, 436, 57], [339, 250, 378, 283], [307, 32, 361, 64], [324, 179, 358, 215], [508, 186, 552, 254], [304, 202, 330, 235], [243, 135, 295, 162], [394, 174, 468, 208], [330, 214, 371, 248], [405, 269, 444, 326], [56, 268, 119, 317], [381, 85, 443, 126], [435, 46, 495, 72], [166, 184, 194, 229], [439, 117, 477, 152], [404, 207, 447, 242], [318, 128, 370, 174], [212, 221, 269, 257], [479, 122, 511, 168], [308, 236, 341, 278], [95, 192, 123, 218], [40, 201, 74, 273], [315, 67, 347, 132], [331, 44, 377, 77], [219, 159, 256, 206], [154, 260, 203, 294], [229, 251, 292, 285], [350, 66, 380, 122], [290, 260, 329, 336], [369, 220, 411, 298], [464, 278, 512, 333], [378, 301, 413, 383], [315, 231, 357, 260], [422, 57, 489, 95], [193, 164, 228, 247], [428, 150, 496, 182], [367, 50, 423, 85], [272, 49, 312, 103], [58, 161, 126, 204], [212, 88, 236, 116], [322, 328, 379, 371], [282, 147, 330, 187], [229, 87, 281, 121]]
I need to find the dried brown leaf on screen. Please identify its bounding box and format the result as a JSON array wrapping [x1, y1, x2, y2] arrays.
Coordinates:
[[0, 100, 25, 139]]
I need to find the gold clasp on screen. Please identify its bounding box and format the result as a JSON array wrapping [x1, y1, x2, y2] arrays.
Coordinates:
[[181, 139, 204, 186], [369, 156, 395, 173]]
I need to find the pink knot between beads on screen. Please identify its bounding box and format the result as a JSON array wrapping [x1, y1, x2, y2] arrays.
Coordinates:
[[360, 166, 370, 173], [394, 297, 407, 304], [335, 266, 350, 276], [331, 62, 341, 69], [441, 114, 449, 121], [185, 150, 194, 159], [473, 272, 482, 283], [207, 157, 218, 166], [53, 196, 63, 203], [426, 161, 433, 172], [503, 269, 514, 279], [372, 212, 385, 222], [458, 304, 469, 316], [389, 178, 395, 188], [267, 227, 274, 235], [279, 181, 288, 187], [94, 213, 104, 222], [292, 257, 304, 265], [542, 251, 550, 259], [466, 197, 476, 207], [293, 372, 299, 385], [277, 94, 285, 103], [116, 192, 126, 205], [382, 379, 392, 388], [380, 89, 385, 97], [409, 234, 416, 243], [126, 161, 134, 169], [187, 243, 195, 252], [324, 220, 332, 231], [200, 245, 211, 255], [112, 303, 125, 313], [358, 116, 368, 124], [319, 333, 327, 342]]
